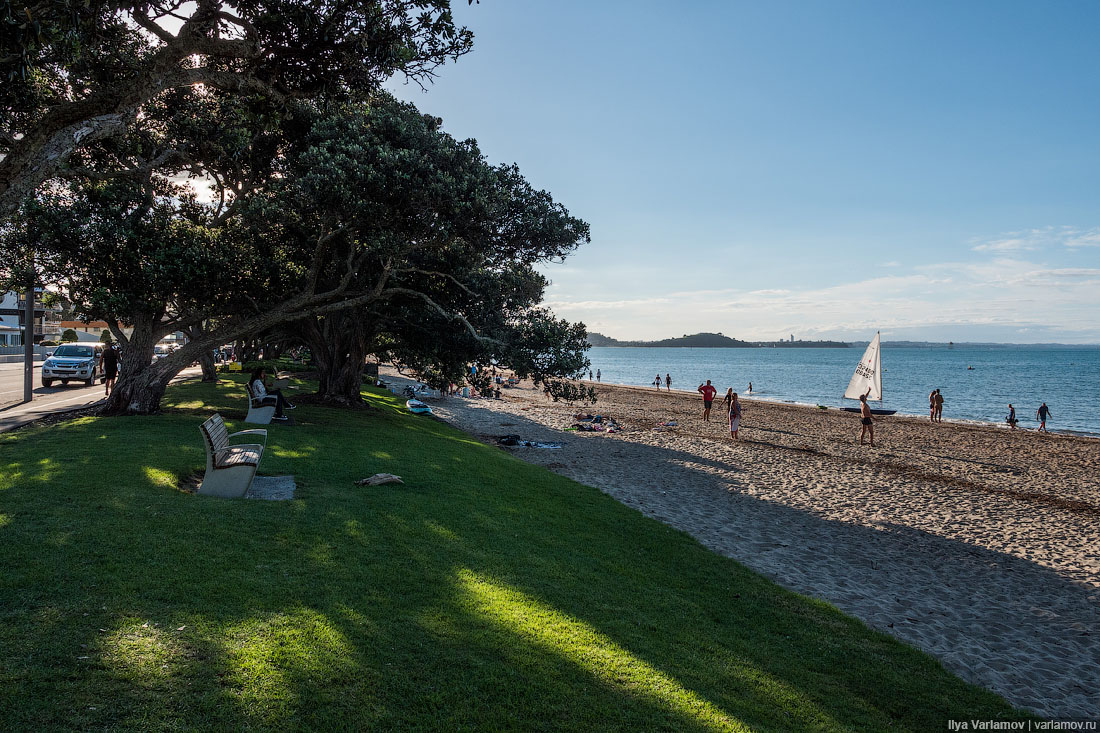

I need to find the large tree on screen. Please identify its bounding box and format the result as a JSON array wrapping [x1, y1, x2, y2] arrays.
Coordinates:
[[2, 95, 592, 415], [0, 0, 473, 218]]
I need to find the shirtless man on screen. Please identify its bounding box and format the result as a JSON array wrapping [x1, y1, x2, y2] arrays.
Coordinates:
[[859, 388, 875, 446], [698, 380, 717, 422], [934, 389, 945, 422]]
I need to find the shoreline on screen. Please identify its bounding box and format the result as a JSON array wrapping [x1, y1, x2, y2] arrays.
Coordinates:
[[382, 366, 1100, 718], [581, 377, 1100, 440]]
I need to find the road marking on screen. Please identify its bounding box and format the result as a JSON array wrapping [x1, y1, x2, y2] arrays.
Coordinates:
[[1, 390, 103, 417]]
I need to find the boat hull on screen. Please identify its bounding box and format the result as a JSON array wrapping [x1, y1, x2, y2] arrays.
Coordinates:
[[840, 407, 897, 416], [406, 399, 433, 415]]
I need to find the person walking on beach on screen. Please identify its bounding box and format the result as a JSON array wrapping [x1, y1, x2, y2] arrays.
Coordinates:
[[929, 389, 938, 422], [747, 382, 752, 394], [596, 369, 600, 382], [698, 380, 717, 422], [1006, 404, 1018, 430], [728, 391, 742, 440], [665, 373, 672, 391], [654, 374, 661, 390], [1036, 402, 1052, 433], [934, 389, 945, 422], [859, 388, 875, 446]]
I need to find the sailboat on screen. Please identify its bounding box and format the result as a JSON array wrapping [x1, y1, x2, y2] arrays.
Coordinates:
[[840, 332, 897, 415]]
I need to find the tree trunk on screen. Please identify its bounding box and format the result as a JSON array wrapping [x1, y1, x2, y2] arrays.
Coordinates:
[[197, 350, 217, 382], [301, 313, 370, 406], [101, 320, 173, 415]]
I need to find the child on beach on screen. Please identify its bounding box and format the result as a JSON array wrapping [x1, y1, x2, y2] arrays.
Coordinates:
[[728, 392, 742, 440]]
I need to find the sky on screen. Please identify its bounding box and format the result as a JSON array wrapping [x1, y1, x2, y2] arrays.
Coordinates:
[[386, 1, 1100, 343]]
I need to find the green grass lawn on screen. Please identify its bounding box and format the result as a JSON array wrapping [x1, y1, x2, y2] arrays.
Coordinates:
[[0, 376, 1029, 731]]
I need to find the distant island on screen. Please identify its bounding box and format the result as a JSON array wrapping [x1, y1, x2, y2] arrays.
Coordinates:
[[587, 332, 849, 348]]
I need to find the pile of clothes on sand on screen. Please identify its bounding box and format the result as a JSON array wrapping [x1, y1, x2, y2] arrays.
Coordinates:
[[568, 414, 623, 433]]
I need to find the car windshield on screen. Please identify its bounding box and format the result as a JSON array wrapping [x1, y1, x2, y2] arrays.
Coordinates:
[[52, 345, 94, 358]]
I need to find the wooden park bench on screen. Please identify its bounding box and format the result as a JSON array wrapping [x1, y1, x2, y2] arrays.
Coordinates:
[[198, 414, 267, 498], [244, 381, 276, 424]]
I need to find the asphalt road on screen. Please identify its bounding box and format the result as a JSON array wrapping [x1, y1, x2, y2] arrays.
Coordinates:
[[0, 362, 202, 432]]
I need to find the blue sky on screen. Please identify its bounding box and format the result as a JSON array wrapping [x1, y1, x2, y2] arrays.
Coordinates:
[[387, 1, 1100, 343]]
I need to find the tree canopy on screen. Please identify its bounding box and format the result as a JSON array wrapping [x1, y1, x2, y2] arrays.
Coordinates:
[[0, 0, 473, 217], [2, 92, 594, 413]]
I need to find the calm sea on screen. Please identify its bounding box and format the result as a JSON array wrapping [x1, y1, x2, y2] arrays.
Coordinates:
[[586, 345, 1100, 436]]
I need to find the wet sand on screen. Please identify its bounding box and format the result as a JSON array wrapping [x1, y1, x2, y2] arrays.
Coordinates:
[[384, 370, 1100, 718]]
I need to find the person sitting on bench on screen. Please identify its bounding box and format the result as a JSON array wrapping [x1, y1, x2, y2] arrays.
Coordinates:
[[249, 367, 294, 421]]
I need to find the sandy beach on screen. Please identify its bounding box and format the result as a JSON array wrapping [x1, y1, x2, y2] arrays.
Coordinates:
[[384, 370, 1100, 719]]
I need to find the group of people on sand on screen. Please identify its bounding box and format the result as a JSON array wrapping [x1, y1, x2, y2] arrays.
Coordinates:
[[653, 373, 672, 391], [1006, 402, 1053, 432], [697, 380, 743, 440]]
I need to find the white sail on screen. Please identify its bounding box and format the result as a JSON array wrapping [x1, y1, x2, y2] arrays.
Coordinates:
[[844, 332, 882, 401]]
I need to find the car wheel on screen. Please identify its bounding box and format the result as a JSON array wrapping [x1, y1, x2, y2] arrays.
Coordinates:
[[85, 373, 95, 387], [43, 379, 54, 387]]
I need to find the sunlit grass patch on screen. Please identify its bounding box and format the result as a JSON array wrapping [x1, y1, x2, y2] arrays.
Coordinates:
[[101, 619, 190, 683], [458, 569, 752, 732], [142, 466, 179, 490]]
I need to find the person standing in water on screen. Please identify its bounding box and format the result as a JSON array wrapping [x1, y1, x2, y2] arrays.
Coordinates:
[[596, 369, 601, 382], [665, 373, 672, 391], [728, 392, 742, 440], [859, 388, 875, 446], [747, 382, 752, 394], [698, 380, 717, 422], [1036, 402, 1052, 433]]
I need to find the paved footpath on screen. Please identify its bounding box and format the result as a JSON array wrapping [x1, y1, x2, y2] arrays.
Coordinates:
[[0, 364, 203, 433]]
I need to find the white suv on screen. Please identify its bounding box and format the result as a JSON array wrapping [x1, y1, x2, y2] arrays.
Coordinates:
[[42, 343, 105, 387]]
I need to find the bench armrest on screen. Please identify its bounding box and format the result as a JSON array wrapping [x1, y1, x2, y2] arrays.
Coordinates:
[[228, 429, 268, 448]]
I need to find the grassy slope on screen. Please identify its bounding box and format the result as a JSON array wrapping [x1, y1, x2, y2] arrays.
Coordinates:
[[0, 376, 1027, 731]]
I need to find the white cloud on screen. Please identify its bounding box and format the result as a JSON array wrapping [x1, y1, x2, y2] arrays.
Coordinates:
[[1066, 230, 1100, 248], [972, 226, 1100, 253], [973, 238, 1033, 253]]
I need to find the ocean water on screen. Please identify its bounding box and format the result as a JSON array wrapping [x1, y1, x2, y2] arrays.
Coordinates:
[[586, 345, 1100, 436]]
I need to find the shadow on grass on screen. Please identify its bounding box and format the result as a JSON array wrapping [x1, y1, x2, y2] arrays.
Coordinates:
[[0, 376, 1051, 730]]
